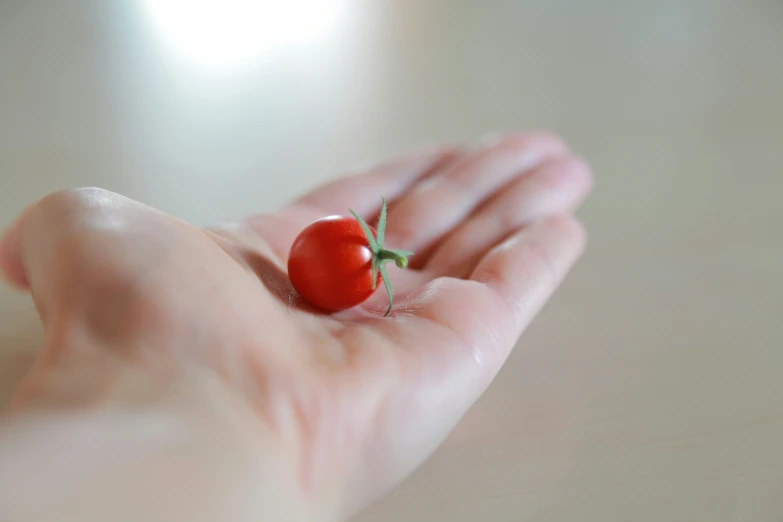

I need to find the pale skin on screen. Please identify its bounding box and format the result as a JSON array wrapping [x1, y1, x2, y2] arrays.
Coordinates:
[[0, 133, 593, 521]]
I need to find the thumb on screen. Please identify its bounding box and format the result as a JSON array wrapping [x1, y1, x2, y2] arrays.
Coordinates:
[[0, 187, 187, 333], [0, 188, 198, 407]]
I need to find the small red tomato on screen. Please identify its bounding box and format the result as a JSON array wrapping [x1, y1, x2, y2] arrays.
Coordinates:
[[287, 198, 412, 315], [288, 216, 380, 312]]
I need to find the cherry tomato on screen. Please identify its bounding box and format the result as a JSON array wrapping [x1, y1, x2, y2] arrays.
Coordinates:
[[288, 215, 381, 312], [287, 198, 413, 315]]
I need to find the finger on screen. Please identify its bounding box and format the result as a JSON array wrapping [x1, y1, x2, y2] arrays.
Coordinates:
[[1, 188, 191, 405], [290, 147, 461, 218], [236, 150, 459, 262], [382, 133, 569, 264], [424, 155, 592, 278], [3, 188, 189, 324], [408, 216, 586, 373], [3, 188, 278, 339], [471, 216, 587, 335]]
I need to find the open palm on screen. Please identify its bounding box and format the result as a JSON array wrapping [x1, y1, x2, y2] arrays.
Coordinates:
[[1, 133, 592, 519]]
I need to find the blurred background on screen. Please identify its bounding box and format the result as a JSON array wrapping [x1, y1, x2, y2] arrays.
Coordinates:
[[1, 0, 781, 520]]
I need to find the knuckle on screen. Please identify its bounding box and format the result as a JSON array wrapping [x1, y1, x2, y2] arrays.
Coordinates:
[[35, 187, 156, 301], [557, 155, 594, 187], [33, 187, 119, 228], [553, 215, 588, 248], [524, 217, 586, 282], [503, 130, 567, 151], [528, 154, 593, 194], [527, 241, 558, 283], [37, 186, 112, 212]]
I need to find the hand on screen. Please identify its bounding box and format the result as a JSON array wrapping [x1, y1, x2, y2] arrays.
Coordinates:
[[0, 133, 592, 521]]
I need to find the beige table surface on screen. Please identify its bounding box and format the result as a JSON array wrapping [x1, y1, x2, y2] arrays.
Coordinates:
[[1, 1, 782, 520]]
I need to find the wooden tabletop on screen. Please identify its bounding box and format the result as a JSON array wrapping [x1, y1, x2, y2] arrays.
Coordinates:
[[1, 1, 781, 520]]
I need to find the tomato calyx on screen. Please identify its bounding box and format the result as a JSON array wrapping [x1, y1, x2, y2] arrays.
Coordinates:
[[349, 198, 413, 316]]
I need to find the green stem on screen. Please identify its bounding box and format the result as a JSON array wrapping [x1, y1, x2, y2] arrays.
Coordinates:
[[377, 249, 409, 269], [350, 198, 414, 316]]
